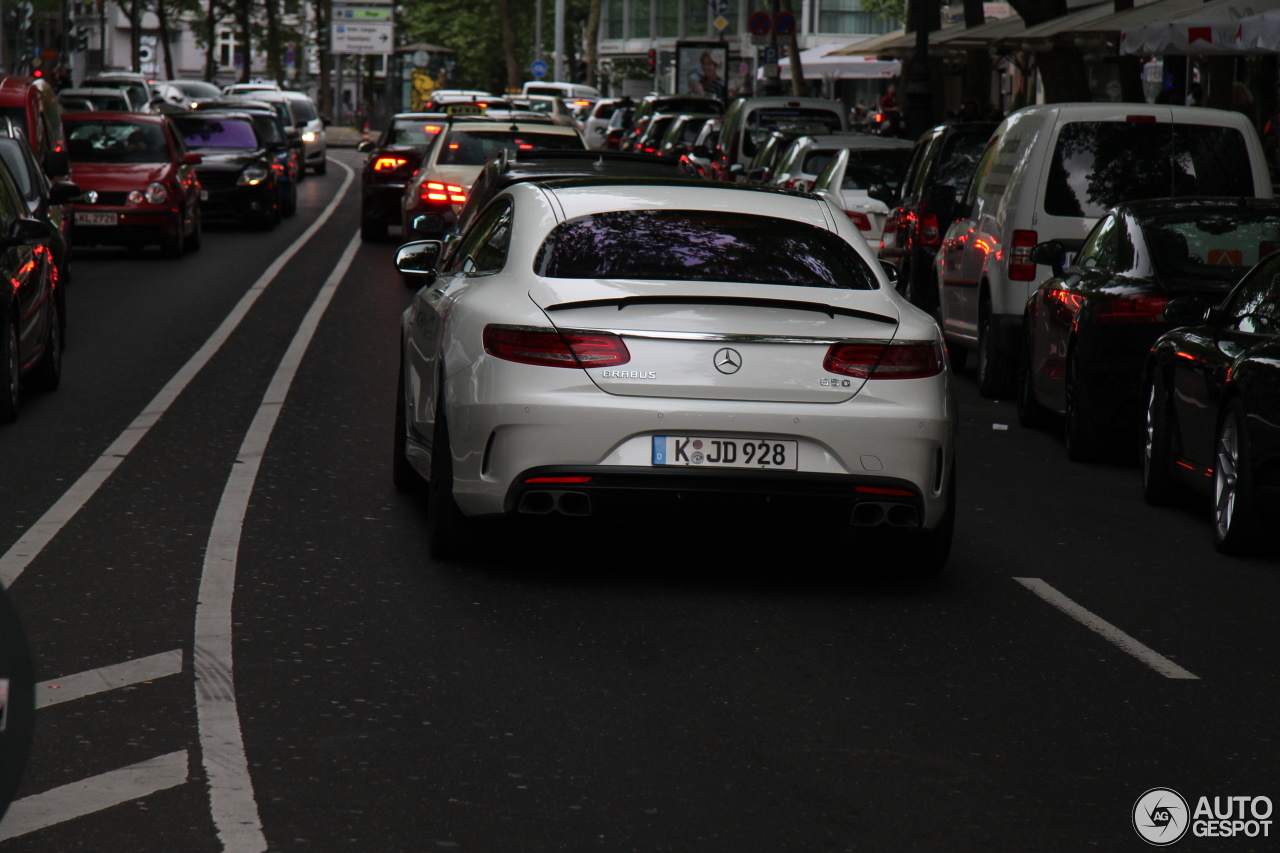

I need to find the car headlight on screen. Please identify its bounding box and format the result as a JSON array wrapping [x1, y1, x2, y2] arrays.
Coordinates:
[[237, 164, 269, 186], [301, 131, 317, 143], [128, 190, 144, 204], [145, 182, 168, 204]]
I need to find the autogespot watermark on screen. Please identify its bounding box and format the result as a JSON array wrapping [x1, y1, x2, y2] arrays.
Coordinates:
[[1133, 788, 1273, 845]]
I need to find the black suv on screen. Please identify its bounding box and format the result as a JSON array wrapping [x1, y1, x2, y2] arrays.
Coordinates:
[[880, 122, 996, 312]]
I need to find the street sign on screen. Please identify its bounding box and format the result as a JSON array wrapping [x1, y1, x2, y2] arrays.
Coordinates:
[[711, 0, 730, 14], [332, 1, 395, 55], [713, 15, 729, 31], [531, 59, 547, 79], [760, 44, 778, 65], [748, 11, 771, 36], [774, 11, 795, 36]]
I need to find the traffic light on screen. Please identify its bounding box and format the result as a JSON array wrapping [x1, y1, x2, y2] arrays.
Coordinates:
[[71, 26, 90, 52], [16, 1, 33, 39], [647, 49, 655, 72]]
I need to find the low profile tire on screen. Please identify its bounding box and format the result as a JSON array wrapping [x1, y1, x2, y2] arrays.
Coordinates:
[[1213, 400, 1261, 555], [27, 298, 61, 393], [1142, 371, 1177, 505], [392, 359, 422, 493], [425, 392, 471, 561], [283, 184, 297, 217], [361, 218, 387, 242], [976, 303, 1015, 399], [1015, 331, 1049, 430], [1064, 348, 1103, 463], [314, 157, 328, 176], [0, 309, 19, 423]]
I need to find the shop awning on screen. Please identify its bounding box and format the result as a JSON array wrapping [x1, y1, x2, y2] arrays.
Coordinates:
[[776, 44, 902, 79], [1119, 0, 1277, 54]]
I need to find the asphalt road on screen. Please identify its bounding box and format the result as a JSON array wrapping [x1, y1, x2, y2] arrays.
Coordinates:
[[0, 148, 1276, 852]]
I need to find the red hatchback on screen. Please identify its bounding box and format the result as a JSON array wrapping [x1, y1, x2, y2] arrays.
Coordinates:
[[64, 113, 202, 258]]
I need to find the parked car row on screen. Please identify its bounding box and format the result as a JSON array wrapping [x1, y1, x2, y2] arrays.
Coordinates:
[[0, 72, 333, 425]]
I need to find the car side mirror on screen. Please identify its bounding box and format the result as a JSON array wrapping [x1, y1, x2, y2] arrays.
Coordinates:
[[868, 183, 896, 205], [879, 259, 900, 287], [412, 213, 447, 237], [1031, 241, 1067, 279], [395, 240, 442, 283], [357, 140, 375, 153], [8, 218, 51, 246], [1163, 295, 1212, 326], [48, 180, 81, 205], [182, 151, 203, 166]]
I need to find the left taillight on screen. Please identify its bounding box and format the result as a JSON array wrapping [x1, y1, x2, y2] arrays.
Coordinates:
[[1095, 294, 1170, 323], [373, 156, 409, 172], [845, 210, 872, 231], [483, 326, 630, 368], [824, 341, 945, 380], [421, 181, 467, 204], [1009, 229, 1038, 281]]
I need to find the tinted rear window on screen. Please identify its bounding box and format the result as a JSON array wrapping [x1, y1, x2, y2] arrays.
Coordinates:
[[534, 209, 878, 289], [175, 117, 259, 150], [1045, 121, 1254, 218], [390, 119, 442, 145], [438, 130, 583, 165], [747, 108, 844, 149], [1142, 210, 1280, 282], [841, 148, 914, 191], [67, 120, 170, 163], [932, 131, 989, 198]]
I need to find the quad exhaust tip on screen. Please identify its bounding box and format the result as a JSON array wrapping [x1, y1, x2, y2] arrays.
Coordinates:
[[518, 490, 592, 517]]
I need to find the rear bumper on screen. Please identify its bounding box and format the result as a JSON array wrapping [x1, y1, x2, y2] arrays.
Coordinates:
[[71, 210, 181, 247]]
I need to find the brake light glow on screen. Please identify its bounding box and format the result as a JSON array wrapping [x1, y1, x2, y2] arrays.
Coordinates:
[[855, 485, 916, 496], [484, 326, 630, 368], [422, 181, 467, 204], [424, 125, 442, 134], [374, 156, 409, 171], [845, 210, 872, 231], [1095, 294, 1170, 323], [919, 212, 941, 246], [525, 476, 593, 484], [823, 341, 945, 379], [1009, 229, 1038, 281]]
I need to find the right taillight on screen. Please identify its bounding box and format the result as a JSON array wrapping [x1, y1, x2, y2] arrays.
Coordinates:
[[1095, 294, 1170, 323], [845, 210, 872, 231], [919, 212, 941, 246], [484, 326, 630, 368], [1009, 229, 1038, 281], [823, 341, 945, 379]]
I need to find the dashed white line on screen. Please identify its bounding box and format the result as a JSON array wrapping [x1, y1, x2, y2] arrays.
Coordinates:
[[36, 649, 184, 708], [1014, 577, 1200, 680], [0, 751, 189, 842]]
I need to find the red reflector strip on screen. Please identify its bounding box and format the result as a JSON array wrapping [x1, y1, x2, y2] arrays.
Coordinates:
[[525, 476, 593, 484], [855, 486, 915, 496]]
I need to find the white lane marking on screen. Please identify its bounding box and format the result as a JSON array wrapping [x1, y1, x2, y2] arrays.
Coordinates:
[[196, 230, 363, 853], [0, 751, 189, 841], [36, 650, 184, 709], [0, 160, 356, 590], [1014, 577, 1200, 680]]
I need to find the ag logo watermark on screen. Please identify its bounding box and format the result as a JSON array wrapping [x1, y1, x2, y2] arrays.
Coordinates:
[[1133, 788, 1273, 845], [1134, 788, 1190, 846]]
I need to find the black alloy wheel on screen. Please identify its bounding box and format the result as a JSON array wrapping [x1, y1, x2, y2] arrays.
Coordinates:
[[1064, 347, 1104, 463], [1212, 400, 1261, 555], [425, 390, 471, 561]]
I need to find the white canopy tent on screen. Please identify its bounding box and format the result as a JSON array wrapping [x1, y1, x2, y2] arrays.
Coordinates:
[[1120, 0, 1280, 54], [771, 43, 901, 81]]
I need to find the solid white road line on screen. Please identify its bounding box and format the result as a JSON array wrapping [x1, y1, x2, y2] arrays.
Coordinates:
[[1014, 577, 1200, 680], [36, 649, 184, 709], [0, 161, 356, 590], [195, 229, 364, 853], [0, 751, 189, 841]]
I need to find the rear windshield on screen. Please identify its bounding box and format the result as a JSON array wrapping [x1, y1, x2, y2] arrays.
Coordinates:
[[932, 131, 989, 198], [802, 148, 839, 176], [389, 119, 443, 145], [174, 117, 259, 150], [534, 209, 878, 289], [841, 148, 914, 191], [747, 108, 843, 149], [438, 130, 583, 165], [1045, 121, 1254, 218], [66, 121, 169, 163], [1142, 211, 1280, 282]]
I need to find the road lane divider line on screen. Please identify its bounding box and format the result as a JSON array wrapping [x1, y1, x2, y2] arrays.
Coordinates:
[[196, 230, 363, 853], [0, 160, 356, 590], [36, 649, 184, 709], [1013, 577, 1200, 680], [0, 750, 189, 841]]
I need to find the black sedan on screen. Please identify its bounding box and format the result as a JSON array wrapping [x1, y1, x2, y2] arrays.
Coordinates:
[[169, 110, 281, 228], [1143, 249, 1280, 554], [1017, 198, 1280, 461], [356, 112, 446, 241]]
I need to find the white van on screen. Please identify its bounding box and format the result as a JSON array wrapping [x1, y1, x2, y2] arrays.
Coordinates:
[[521, 81, 601, 104], [933, 103, 1272, 397], [710, 96, 848, 182]]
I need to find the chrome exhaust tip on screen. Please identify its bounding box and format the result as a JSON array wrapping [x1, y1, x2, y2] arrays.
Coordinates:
[[850, 502, 887, 527]]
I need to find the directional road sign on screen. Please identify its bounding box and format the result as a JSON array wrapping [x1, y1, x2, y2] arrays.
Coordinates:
[[531, 59, 548, 79]]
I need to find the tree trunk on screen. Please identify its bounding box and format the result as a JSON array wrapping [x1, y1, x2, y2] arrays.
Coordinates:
[[498, 0, 520, 93], [780, 0, 804, 96], [236, 0, 252, 83], [157, 0, 175, 82], [584, 0, 601, 89], [962, 0, 992, 109], [317, 0, 331, 118], [204, 0, 218, 82], [1008, 0, 1090, 105], [128, 0, 142, 72], [264, 0, 284, 83]]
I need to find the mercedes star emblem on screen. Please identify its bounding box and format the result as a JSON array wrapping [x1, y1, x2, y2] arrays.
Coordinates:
[[713, 347, 742, 374]]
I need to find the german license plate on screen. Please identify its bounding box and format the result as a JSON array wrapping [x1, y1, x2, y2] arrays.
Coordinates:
[[200, 189, 209, 201], [652, 436, 798, 470], [74, 211, 117, 226]]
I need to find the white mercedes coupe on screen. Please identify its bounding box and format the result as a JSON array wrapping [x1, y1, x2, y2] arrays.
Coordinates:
[[394, 179, 957, 573]]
